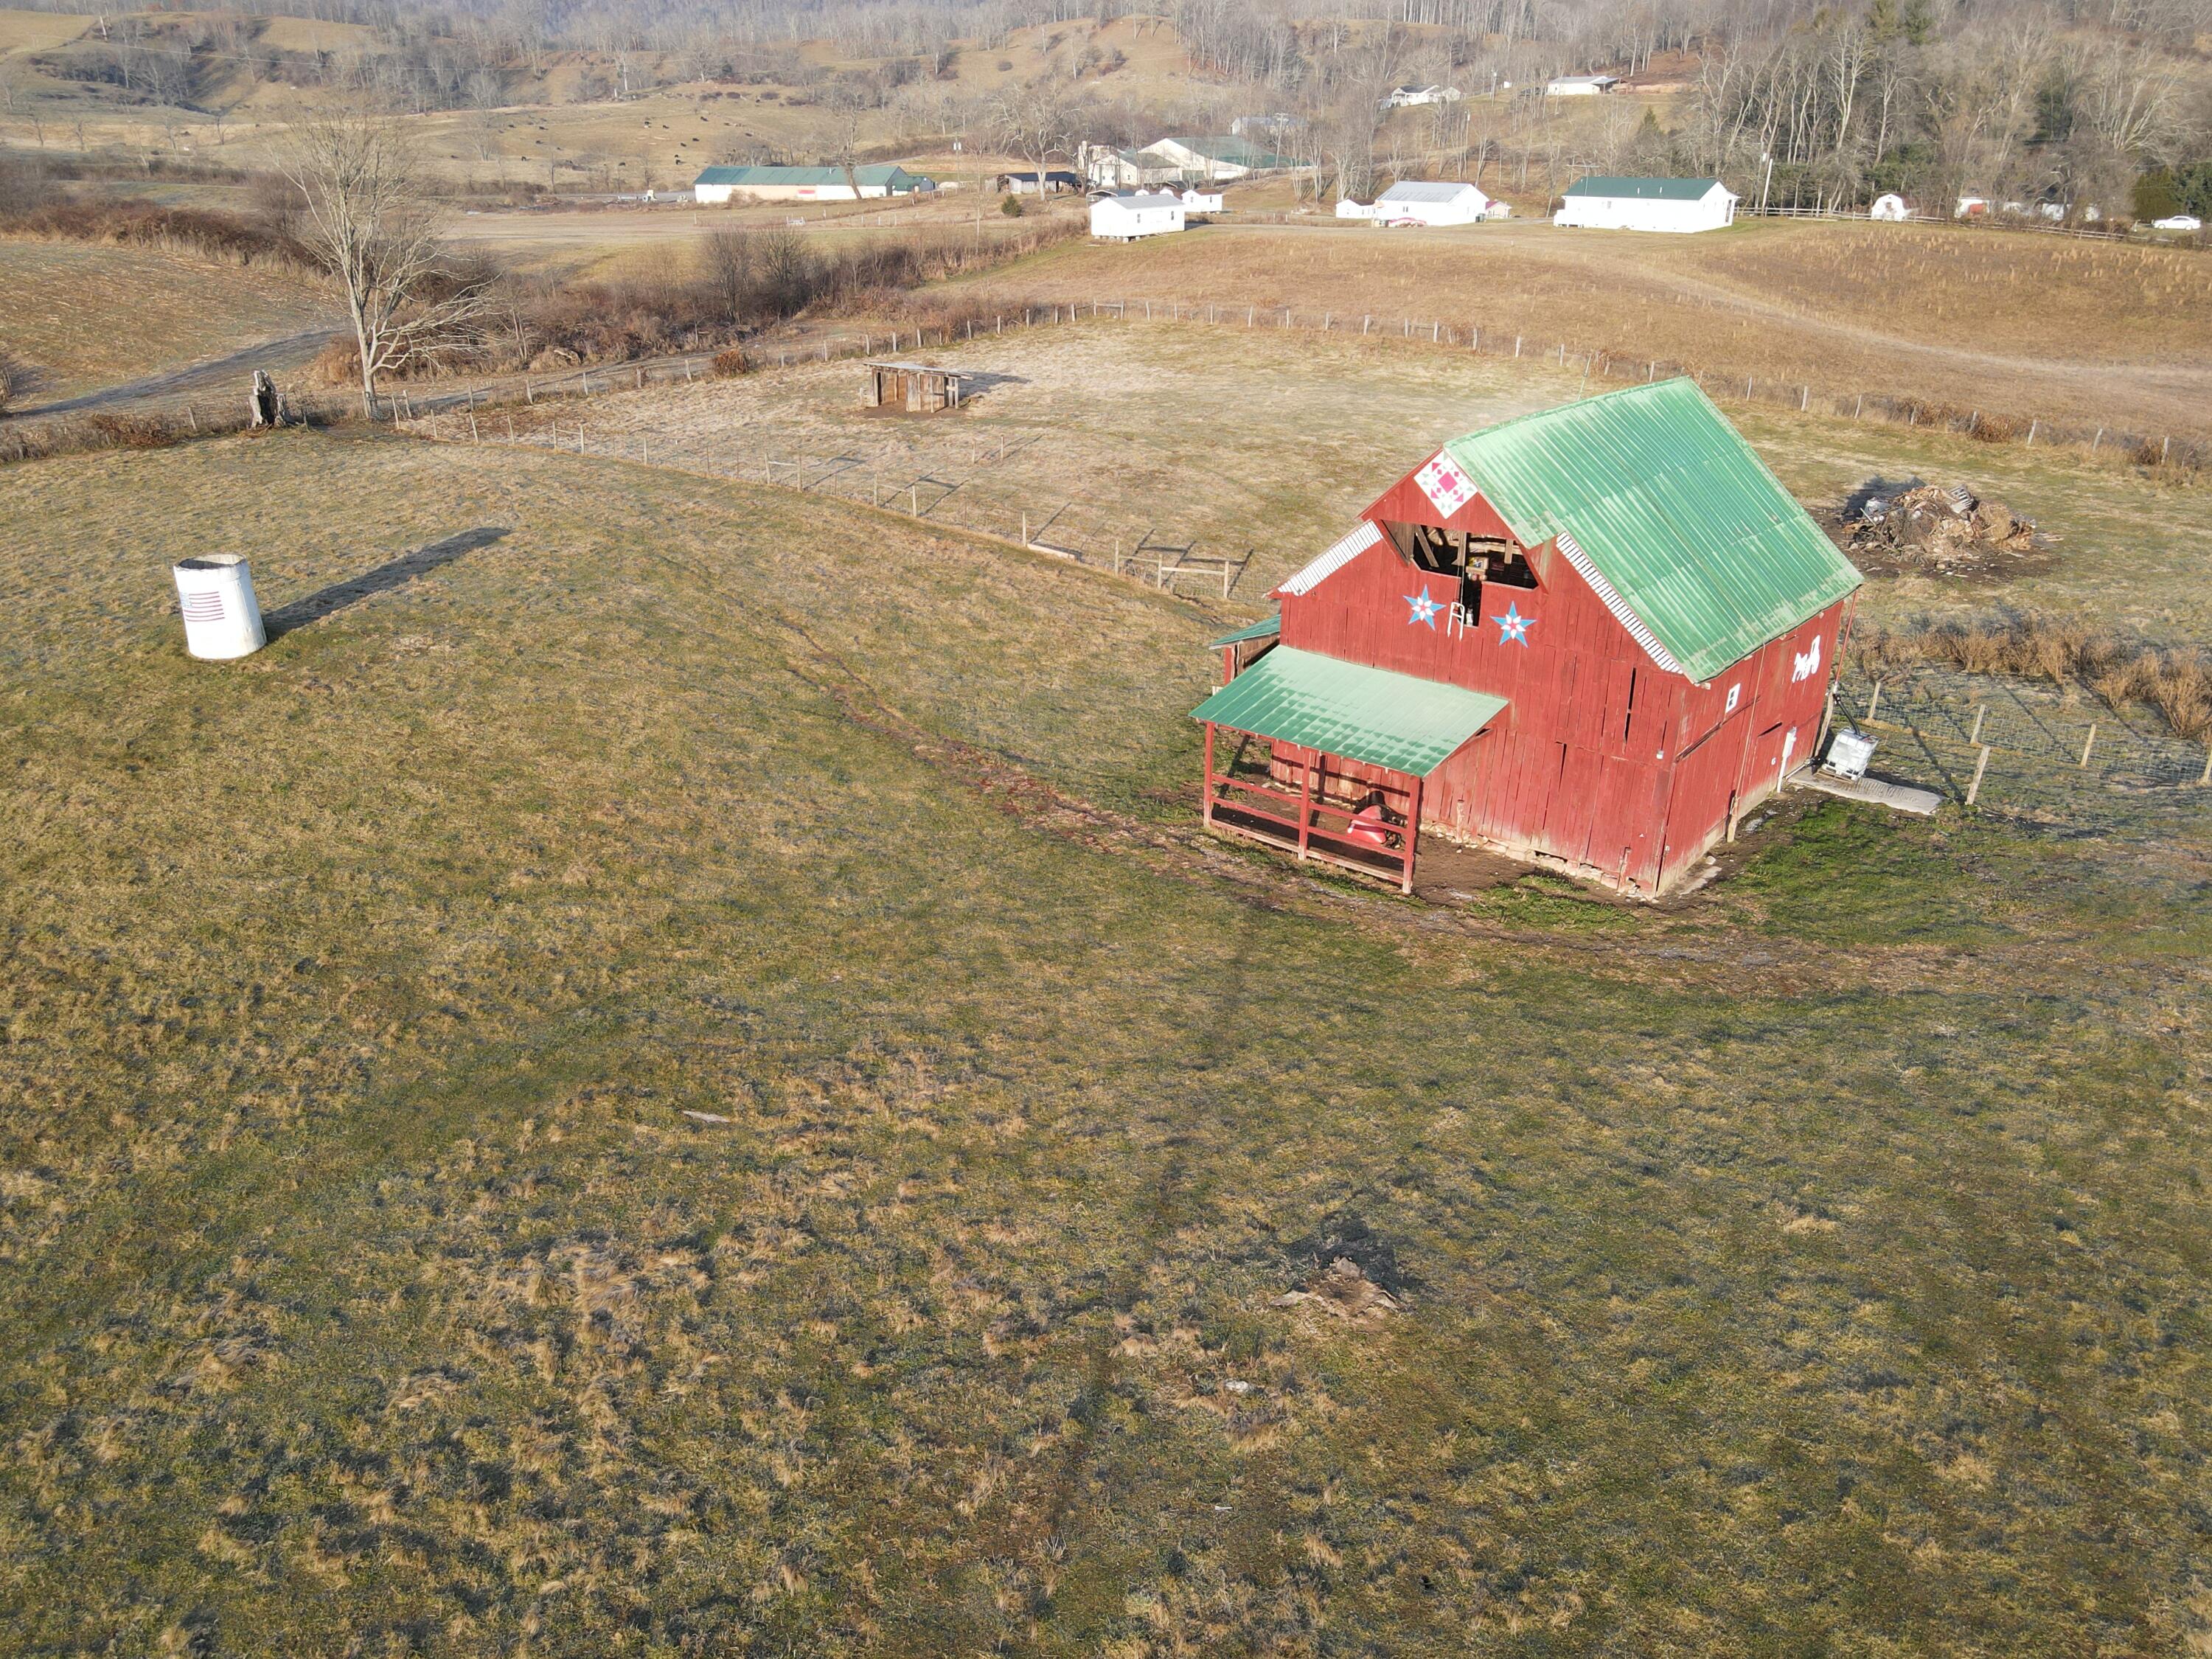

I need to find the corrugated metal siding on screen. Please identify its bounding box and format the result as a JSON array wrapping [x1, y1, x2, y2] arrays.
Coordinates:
[[1441, 379, 1860, 684], [1190, 647, 1506, 776]]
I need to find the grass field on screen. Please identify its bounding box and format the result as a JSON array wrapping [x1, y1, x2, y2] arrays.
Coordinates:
[[1, 403, 2208, 1651], [533, 316, 2212, 643], [0, 236, 332, 403], [964, 219, 2212, 442]]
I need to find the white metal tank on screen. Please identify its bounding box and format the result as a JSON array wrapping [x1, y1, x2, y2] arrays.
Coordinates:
[[172, 554, 266, 660]]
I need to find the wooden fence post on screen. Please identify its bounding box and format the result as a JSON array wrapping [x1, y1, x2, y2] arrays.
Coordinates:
[[1966, 743, 1992, 807], [1969, 703, 1985, 744], [2080, 723, 2097, 768], [1866, 678, 1882, 723]]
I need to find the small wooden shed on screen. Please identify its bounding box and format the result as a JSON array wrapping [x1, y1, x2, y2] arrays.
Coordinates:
[[863, 360, 970, 414]]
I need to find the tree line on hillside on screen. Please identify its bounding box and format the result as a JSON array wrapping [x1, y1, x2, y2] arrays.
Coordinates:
[[1, 0, 2204, 216]]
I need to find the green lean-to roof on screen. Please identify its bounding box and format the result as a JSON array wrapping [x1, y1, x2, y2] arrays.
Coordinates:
[[1561, 175, 1728, 201], [1191, 647, 1506, 776], [1441, 378, 1860, 683], [1206, 613, 1281, 649]]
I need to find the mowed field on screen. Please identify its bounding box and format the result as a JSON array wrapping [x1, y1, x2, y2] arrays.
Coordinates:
[[0, 237, 333, 405], [1, 409, 2210, 1651], [964, 219, 2212, 442]]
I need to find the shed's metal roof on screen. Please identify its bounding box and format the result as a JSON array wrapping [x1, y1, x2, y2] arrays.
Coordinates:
[[1206, 613, 1281, 648], [1440, 378, 1860, 682], [1378, 180, 1482, 203], [1561, 175, 1729, 201], [1190, 647, 1506, 776]]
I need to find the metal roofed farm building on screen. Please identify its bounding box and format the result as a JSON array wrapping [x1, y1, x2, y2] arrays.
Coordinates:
[[1554, 175, 1738, 232], [693, 164, 934, 204], [1374, 180, 1495, 226], [1091, 190, 1186, 240], [1544, 73, 1620, 95], [1189, 379, 1861, 896]]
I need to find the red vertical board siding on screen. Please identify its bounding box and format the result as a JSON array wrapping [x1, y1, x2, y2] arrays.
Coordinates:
[[1262, 455, 1852, 893]]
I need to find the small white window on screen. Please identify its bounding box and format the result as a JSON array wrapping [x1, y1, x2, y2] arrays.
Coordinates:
[[1725, 684, 1742, 714]]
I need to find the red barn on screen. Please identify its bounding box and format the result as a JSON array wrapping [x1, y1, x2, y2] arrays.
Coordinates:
[[1191, 380, 1863, 896]]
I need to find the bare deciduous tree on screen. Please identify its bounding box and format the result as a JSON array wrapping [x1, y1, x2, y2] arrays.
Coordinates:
[[279, 111, 495, 417], [987, 80, 1086, 175]]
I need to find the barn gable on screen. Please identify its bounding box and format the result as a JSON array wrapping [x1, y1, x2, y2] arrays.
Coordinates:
[[1439, 379, 1861, 683]]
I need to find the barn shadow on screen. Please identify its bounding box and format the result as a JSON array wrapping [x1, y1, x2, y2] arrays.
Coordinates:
[[264, 527, 508, 639]]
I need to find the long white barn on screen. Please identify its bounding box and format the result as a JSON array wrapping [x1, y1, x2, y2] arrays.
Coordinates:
[[1554, 175, 1738, 233]]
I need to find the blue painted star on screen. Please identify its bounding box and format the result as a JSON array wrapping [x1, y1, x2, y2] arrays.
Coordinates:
[[1496, 602, 1533, 645], [1405, 586, 1441, 628]]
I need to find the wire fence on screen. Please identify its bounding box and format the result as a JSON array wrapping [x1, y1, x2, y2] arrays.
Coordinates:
[[405, 291, 2208, 475], [1829, 658, 2212, 840]]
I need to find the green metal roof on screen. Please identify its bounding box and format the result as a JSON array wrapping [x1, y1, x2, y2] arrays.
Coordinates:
[[1206, 613, 1281, 649], [694, 164, 927, 187], [1155, 136, 1290, 168], [1191, 647, 1506, 776], [1561, 175, 1728, 201], [1441, 378, 1860, 683]]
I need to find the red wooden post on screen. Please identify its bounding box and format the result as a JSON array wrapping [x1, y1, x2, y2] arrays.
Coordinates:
[[1401, 773, 1422, 894], [1295, 751, 1314, 860], [1201, 723, 1217, 825], [1221, 645, 1236, 683]]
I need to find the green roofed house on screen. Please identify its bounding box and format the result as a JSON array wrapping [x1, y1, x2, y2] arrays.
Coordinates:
[[1191, 379, 1860, 895], [1554, 175, 1739, 232], [693, 164, 934, 204]]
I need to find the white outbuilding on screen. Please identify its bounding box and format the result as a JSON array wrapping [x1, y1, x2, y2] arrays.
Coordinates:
[[1180, 184, 1224, 213], [1373, 179, 1493, 226], [1335, 198, 1380, 220], [1090, 190, 1186, 241], [1870, 192, 1911, 221], [1544, 73, 1619, 97], [1554, 175, 1738, 233]]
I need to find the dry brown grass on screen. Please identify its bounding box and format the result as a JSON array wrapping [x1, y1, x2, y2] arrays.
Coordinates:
[[965, 219, 2212, 439], [0, 236, 330, 401], [1857, 611, 2212, 738]]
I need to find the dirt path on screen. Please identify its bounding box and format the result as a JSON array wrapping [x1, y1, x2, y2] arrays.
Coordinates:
[[5, 327, 341, 420]]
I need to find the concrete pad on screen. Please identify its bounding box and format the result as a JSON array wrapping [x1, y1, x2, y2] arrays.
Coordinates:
[[1793, 771, 1945, 816]]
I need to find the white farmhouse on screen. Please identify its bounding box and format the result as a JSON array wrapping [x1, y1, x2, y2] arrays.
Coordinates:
[[1180, 184, 1224, 213], [1335, 198, 1380, 220], [1374, 180, 1493, 226], [1554, 175, 1738, 232], [1091, 191, 1186, 241]]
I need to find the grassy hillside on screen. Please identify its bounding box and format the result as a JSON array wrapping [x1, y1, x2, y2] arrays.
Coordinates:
[[1, 425, 2207, 1652], [964, 219, 2212, 441], [0, 236, 331, 403]]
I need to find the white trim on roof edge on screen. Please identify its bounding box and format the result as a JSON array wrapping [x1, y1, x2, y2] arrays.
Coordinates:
[[1276, 520, 1384, 597], [1554, 531, 1688, 676]]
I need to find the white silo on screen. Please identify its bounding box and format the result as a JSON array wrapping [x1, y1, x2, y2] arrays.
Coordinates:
[[172, 554, 266, 661]]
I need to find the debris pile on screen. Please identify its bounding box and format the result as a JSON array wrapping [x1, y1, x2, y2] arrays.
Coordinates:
[[1841, 482, 2043, 576], [1271, 1257, 1402, 1323]]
